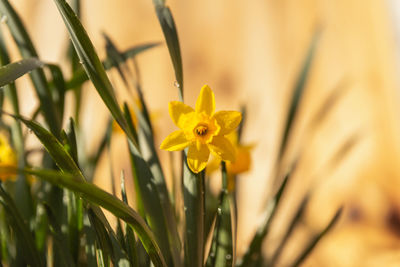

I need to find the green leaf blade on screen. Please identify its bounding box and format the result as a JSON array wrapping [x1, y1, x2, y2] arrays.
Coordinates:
[[206, 163, 233, 267], [23, 168, 167, 267], [277, 31, 320, 163], [0, 185, 43, 267], [0, 58, 43, 87], [52, 0, 137, 148], [0, 0, 60, 134], [183, 161, 205, 267], [153, 3, 183, 100]]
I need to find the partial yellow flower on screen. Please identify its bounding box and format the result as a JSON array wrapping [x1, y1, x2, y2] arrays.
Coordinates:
[[112, 102, 161, 135], [160, 85, 242, 173], [225, 131, 253, 175], [206, 131, 253, 191], [112, 102, 139, 134], [0, 132, 17, 181]]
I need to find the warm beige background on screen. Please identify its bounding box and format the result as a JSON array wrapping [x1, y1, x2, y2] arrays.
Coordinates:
[[7, 0, 400, 266]]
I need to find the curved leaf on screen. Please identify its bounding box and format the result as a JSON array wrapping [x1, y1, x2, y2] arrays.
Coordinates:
[[52, 0, 138, 148], [0, 58, 43, 87], [206, 163, 233, 267], [152, 0, 183, 100], [0, 185, 43, 267], [23, 168, 167, 267], [65, 43, 160, 89], [0, 0, 60, 134], [4, 113, 166, 266]]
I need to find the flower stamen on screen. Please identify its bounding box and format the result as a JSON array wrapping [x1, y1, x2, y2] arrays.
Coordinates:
[[195, 125, 208, 137]]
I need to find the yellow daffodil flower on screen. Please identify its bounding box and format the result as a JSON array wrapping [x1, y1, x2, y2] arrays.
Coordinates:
[[160, 85, 242, 173], [0, 132, 17, 181]]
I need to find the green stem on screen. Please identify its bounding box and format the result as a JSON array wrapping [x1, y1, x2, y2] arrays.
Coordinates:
[[183, 161, 205, 267]]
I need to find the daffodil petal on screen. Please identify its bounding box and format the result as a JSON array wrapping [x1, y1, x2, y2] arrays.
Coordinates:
[[227, 146, 251, 174], [160, 130, 190, 151], [187, 143, 210, 173], [205, 155, 221, 176], [169, 101, 194, 128], [195, 85, 215, 116], [213, 111, 242, 135], [208, 136, 236, 162]]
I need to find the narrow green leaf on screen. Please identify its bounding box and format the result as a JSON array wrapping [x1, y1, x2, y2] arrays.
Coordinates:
[[122, 103, 177, 266], [87, 208, 113, 266], [63, 118, 79, 164], [66, 43, 160, 90], [183, 161, 205, 267], [0, 184, 43, 267], [121, 172, 139, 267], [22, 168, 167, 267], [277, 31, 320, 162], [0, 81, 3, 110], [206, 212, 219, 267], [103, 36, 182, 265], [66, 189, 83, 263], [52, 0, 138, 148], [46, 63, 66, 125], [86, 119, 112, 182], [269, 194, 310, 266], [204, 180, 219, 245], [62, 118, 83, 262], [122, 104, 138, 143], [0, 58, 43, 87], [5, 113, 166, 266], [237, 170, 291, 267], [152, 1, 183, 100], [43, 203, 76, 267], [122, 43, 160, 61], [0, 0, 60, 134], [83, 214, 98, 267], [127, 140, 173, 266], [206, 163, 233, 267], [308, 78, 349, 131], [290, 207, 342, 267], [0, 28, 34, 221], [33, 200, 49, 253], [66, 0, 83, 123], [7, 113, 85, 179], [103, 33, 129, 87]]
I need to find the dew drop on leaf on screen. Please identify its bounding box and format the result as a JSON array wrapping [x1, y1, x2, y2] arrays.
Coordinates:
[[174, 81, 180, 88], [1, 15, 7, 24]]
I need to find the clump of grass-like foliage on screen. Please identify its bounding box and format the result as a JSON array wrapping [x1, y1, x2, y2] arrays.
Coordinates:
[[0, 0, 347, 266]]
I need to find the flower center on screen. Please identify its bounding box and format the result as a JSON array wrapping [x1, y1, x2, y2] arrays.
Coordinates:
[[194, 125, 208, 137]]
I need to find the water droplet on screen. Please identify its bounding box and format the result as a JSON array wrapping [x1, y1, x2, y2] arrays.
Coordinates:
[[61, 224, 68, 233], [184, 206, 187, 211], [225, 254, 232, 260], [174, 81, 180, 88], [217, 207, 222, 215], [37, 205, 44, 215], [1, 15, 8, 24], [62, 194, 69, 204]]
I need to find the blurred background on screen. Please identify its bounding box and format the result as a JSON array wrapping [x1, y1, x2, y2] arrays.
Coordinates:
[[6, 0, 400, 266]]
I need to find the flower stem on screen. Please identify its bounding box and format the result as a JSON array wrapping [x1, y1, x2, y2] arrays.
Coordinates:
[[183, 157, 205, 267]]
